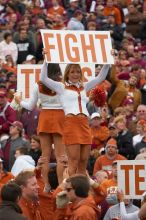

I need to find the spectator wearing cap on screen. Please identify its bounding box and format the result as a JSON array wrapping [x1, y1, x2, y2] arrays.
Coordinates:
[[0, 32, 18, 64], [67, 9, 84, 30], [1, 121, 30, 171], [133, 120, 145, 147], [93, 138, 126, 178], [90, 112, 109, 151], [108, 65, 141, 111], [0, 90, 17, 136], [103, 0, 122, 25], [25, 54, 36, 64], [114, 115, 135, 159], [135, 122, 146, 156], [0, 157, 14, 185]]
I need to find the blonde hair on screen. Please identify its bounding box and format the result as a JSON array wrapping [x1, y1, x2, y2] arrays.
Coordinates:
[[63, 64, 83, 83]]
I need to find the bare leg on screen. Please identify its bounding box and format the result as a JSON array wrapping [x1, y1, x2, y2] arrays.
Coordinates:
[[39, 132, 52, 191], [66, 144, 80, 176], [53, 133, 66, 184], [78, 144, 90, 174]]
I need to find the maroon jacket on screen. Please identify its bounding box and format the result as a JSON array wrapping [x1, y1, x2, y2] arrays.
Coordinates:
[[0, 102, 16, 135]]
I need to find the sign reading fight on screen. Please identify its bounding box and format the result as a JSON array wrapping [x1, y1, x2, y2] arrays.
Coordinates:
[[17, 64, 95, 99], [41, 30, 114, 64], [117, 160, 146, 199]]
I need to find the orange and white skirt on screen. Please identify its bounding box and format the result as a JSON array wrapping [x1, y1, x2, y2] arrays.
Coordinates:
[[37, 109, 65, 135], [63, 115, 92, 145]]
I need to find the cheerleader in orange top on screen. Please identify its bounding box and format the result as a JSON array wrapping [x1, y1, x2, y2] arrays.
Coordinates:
[[15, 64, 65, 191], [40, 59, 110, 176]]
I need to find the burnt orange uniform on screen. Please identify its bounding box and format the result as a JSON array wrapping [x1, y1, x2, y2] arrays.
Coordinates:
[[19, 191, 54, 220], [93, 154, 126, 177], [54, 196, 100, 220], [103, 6, 122, 25], [0, 171, 14, 184]]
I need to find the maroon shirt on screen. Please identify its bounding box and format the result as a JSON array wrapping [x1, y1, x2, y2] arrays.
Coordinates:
[[0, 103, 16, 135]]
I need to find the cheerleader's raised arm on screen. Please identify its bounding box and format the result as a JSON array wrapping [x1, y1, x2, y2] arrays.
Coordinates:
[[40, 60, 64, 95], [84, 64, 110, 92]]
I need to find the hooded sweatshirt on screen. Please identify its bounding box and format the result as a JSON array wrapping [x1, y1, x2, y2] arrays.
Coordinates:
[[11, 155, 35, 176]]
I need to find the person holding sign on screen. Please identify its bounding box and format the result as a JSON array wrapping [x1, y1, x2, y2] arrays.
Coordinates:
[[40, 59, 110, 176], [15, 63, 66, 192]]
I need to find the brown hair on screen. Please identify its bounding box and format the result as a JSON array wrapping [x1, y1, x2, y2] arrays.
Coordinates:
[[31, 135, 40, 144], [63, 64, 83, 83], [66, 174, 89, 198], [15, 170, 35, 186]]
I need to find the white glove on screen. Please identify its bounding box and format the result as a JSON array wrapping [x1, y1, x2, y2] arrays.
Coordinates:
[[56, 191, 69, 208]]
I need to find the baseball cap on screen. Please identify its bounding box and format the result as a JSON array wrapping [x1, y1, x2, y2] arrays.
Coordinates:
[[26, 55, 35, 61], [106, 138, 117, 148], [11, 121, 23, 130], [91, 112, 101, 120], [70, 0, 78, 2]]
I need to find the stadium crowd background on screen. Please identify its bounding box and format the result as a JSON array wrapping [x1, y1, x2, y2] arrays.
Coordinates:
[[0, 0, 146, 219]]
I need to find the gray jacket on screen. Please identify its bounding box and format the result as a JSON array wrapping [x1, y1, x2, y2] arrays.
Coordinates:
[[67, 17, 84, 30], [2, 137, 30, 170], [103, 202, 139, 220]]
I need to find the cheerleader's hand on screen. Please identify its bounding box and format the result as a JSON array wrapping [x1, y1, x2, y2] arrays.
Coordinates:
[[42, 48, 48, 56]]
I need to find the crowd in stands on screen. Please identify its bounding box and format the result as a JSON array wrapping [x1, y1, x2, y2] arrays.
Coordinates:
[[0, 0, 146, 219]]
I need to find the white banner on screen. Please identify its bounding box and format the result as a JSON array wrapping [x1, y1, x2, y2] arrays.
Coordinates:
[[117, 160, 146, 199], [41, 30, 114, 64]]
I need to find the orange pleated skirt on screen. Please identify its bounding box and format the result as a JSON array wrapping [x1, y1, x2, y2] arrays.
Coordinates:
[[37, 109, 65, 135], [63, 115, 92, 145]]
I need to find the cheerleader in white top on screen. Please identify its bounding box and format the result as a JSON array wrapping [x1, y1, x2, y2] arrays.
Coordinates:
[[40, 59, 110, 175], [15, 63, 65, 191]]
